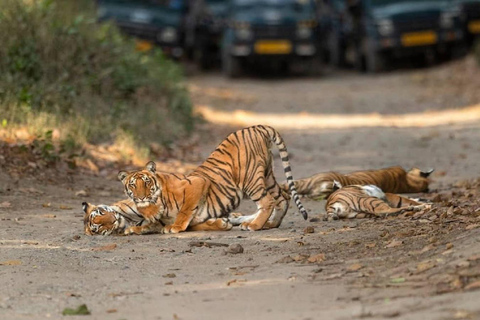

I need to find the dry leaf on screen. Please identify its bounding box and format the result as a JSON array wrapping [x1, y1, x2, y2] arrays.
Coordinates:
[[75, 190, 89, 197], [467, 254, 480, 262], [91, 244, 117, 251], [276, 256, 294, 264], [386, 239, 403, 248], [0, 260, 22, 266], [466, 224, 479, 230], [347, 263, 363, 272], [420, 244, 435, 253], [307, 254, 325, 263], [0, 201, 11, 208], [293, 254, 309, 262], [416, 261, 436, 273], [464, 281, 480, 291]]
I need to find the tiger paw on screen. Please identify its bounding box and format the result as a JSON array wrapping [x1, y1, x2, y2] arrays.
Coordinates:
[[219, 218, 233, 230], [124, 226, 140, 235], [161, 225, 184, 234], [326, 213, 339, 221], [240, 222, 261, 231]]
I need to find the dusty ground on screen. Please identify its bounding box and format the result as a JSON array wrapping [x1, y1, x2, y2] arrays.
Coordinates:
[[1, 57, 480, 320]]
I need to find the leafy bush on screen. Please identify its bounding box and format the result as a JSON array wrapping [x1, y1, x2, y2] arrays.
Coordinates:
[[0, 0, 193, 154]]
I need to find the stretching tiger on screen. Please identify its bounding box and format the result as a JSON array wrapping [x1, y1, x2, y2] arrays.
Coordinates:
[[324, 181, 430, 221], [281, 166, 434, 200], [82, 199, 233, 236], [117, 125, 308, 235]]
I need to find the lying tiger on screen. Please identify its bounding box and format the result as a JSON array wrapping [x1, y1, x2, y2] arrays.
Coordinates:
[[281, 166, 434, 200], [82, 200, 232, 236], [324, 181, 430, 221], [117, 125, 308, 235]]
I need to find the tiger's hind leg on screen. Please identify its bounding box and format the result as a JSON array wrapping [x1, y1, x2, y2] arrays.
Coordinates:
[[241, 176, 276, 231], [188, 218, 233, 231], [263, 172, 290, 229], [228, 212, 255, 226]]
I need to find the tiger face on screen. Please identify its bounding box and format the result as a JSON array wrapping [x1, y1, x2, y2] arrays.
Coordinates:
[[407, 167, 434, 192], [82, 202, 120, 236], [117, 161, 160, 208]]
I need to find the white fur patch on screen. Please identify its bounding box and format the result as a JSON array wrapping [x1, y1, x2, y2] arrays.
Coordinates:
[[360, 185, 385, 199]]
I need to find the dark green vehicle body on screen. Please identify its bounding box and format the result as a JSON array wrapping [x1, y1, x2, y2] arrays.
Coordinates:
[[455, 0, 480, 45], [222, 0, 321, 77], [185, 0, 229, 69], [317, 0, 348, 66], [342, 0, 465, 72], [96, 0, 187, 58]]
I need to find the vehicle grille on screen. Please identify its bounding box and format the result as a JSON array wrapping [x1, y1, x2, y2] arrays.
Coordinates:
[[252, 25, 296, 39], [394, 17, 439, 33], [117, 22, 161, 41]]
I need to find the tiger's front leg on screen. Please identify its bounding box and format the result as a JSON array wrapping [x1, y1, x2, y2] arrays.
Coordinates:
[[161, 178, 206, 234], [124, 222, 163, 235], [161, 208, 197, 234]]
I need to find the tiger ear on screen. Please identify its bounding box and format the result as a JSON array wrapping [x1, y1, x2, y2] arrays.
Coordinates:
[[82, 202, 90, 213], [146, 161, 156, 174], [420, 168, 434, 178], [332, 180, 342, 191], [118, 171, 128, 182]]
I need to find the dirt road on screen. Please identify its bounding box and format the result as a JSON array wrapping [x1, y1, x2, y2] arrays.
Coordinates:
[[1, 59, 480, 320]]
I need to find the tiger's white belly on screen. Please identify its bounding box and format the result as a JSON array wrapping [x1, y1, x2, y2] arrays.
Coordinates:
[[360, 185, 386, 200]]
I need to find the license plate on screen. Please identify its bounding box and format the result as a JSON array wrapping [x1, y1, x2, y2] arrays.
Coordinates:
[[401, 31, 437, 47], [254, 40, 292, 54], [135, 40, 153, 52], [468, 20, 480, 34]]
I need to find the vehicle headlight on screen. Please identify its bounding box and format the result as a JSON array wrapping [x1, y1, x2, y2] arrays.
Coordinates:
[[440, 11, 459, 29], [377, 19, 394, 36], [158, 27, 177, 43], [235, 26, 252, 40], [297, 26, 312, 39]]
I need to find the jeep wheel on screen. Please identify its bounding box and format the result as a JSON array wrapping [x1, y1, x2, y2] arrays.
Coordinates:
[[222, 54, 242, 78], [365, 43, 385, 73], [194, 47, 210, 71], [328, 32, 344, 67]]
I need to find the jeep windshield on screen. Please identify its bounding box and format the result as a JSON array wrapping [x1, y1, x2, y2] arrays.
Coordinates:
[[99, 0, 185, 10], [369, 0, 448, 7], [232, 0, 315, 11]]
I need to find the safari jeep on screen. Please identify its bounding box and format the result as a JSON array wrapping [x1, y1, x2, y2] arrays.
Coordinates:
[[343, 0, 465, 73], [185, 0, 229, 69], [96, 0, 187, 58], [317, 0, 348, 67], [456, 0, 480, 45], [221, 0, 320, 77]]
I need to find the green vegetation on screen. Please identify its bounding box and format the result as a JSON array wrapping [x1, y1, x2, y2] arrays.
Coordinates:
[[0, 0, 193, 159]]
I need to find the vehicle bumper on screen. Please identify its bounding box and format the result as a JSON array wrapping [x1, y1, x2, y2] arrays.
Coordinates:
[[373, 29, 464, 55], [228, 40, 318, 58]]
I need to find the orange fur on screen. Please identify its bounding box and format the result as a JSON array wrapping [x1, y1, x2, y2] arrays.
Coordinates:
[[324, 184, 430, 221], [283, 166, 433, 199], [117, 125, 308, 235]]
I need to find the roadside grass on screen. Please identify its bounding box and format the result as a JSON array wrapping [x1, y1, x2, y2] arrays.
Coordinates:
[[0, 0, 195, 170]]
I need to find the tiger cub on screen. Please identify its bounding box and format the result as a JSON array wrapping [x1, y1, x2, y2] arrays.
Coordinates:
[[282, 166, 434, 200], [324, 181, 430, 221], [117, 125, 308, 235], [82, 200, 232, 235]]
